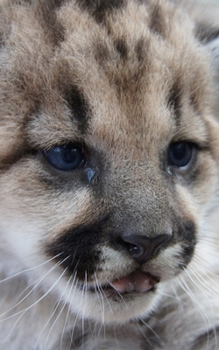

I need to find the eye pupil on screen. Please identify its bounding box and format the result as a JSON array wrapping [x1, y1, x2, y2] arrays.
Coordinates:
[[168, 142, 193, 168], [44, 144, 84, 171]]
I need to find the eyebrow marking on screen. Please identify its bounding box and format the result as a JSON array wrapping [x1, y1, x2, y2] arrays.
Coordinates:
[[64, 84, 90, 134], [168, 81, 182, 123]]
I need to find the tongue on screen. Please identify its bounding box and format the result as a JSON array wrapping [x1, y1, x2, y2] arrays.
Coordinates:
[[111, 270, 156, 293]]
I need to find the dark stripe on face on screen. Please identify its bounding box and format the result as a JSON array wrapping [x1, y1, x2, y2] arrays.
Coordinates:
[[64, 85, 90, 134], [46, 217, 110, 281], [53, 62, 91, 134], [76, 0, 126, 23], [168, 81, 182, 123]]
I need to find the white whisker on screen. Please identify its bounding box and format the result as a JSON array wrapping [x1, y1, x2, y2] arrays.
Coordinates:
[[45, 275, 73, 349], [59, 273, 77, 350], [0, 253, 63, 284], [0, 258, 68, 331], [0, 257, 64, 320]]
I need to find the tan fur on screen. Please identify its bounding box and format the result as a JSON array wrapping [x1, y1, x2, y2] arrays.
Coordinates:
[[0, 0, 219, 349]]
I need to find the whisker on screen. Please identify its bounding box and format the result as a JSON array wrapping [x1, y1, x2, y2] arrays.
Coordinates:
[[44, 275, 73, 349], [1, 260, 69, 344], [59, 273, 77, 350], [106, 279, 129, 310], [0, 253, 63, 284], [138, 317, 161, 342], [135, 321, 153, 347], [35, 274, 73, 349], [0, 258, 65, 320], [0, 257, 69, 324], [94, 273, 106, 327], [178, 272, 212, 333]]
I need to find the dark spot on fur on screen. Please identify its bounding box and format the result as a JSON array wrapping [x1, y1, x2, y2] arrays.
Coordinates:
[[176, 221, 196, 269], [181, 221, 196, 241], [76, 0, 126, 24], [168, 82, 182, 123], [191, 327, 219, 350], [95, 42, 110, 65], [46, 217, 110, 280], [15, 0, 32, 4], [178, 250, 194, 271], [149, 4, 166, 37], [135, 38, 146, 63], [179, 221, 196, 256], [114, 38, 128, 60], [36, 0, 65, 46], [0, 34, 4, 48]]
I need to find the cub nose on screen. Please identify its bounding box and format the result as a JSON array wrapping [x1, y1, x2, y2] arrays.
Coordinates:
[[120, 234, 171, 264]]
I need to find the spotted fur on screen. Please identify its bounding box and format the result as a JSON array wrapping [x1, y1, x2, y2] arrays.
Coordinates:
[[0, 0, 219, 349]]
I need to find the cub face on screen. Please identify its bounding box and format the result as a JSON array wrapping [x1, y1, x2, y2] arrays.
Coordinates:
[[0, 0, 219, 323]]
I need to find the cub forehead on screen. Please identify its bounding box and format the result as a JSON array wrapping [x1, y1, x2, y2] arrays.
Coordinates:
[[0, 0, 212, 158]]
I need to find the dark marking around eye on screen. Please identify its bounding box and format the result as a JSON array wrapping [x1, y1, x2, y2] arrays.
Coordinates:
[[64, 85, 90, 134], [114, 38, 128, 60], [168, 82, 182, 123], [76, 0, 126, 23]]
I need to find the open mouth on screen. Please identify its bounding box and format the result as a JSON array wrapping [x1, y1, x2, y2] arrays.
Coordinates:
[[87, 270, 159, 295], [110, 270, 158, 293]]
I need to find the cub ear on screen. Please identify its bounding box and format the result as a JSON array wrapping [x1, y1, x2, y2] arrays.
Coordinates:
[[196, 25, 219, 45], [198, 25, 219, 73], [195, 24, 219, 115]]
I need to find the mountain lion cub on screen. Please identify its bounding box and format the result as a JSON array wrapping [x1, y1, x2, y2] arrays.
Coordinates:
[[0, 0, 219, 349]]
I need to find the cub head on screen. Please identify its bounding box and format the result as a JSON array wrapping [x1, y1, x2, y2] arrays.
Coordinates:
[[0, 0, 219, 323]]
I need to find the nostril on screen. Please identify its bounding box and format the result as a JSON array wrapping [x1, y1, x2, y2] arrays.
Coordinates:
[[119, 234, 171, 264], [116, 238, 143, 260], [123, 243, 144, 259], [128, 244, 144, 259]]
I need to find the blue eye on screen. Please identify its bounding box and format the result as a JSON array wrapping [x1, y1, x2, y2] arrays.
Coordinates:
[[44, 144, 84, 171], [168, 142, 193, 168]]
